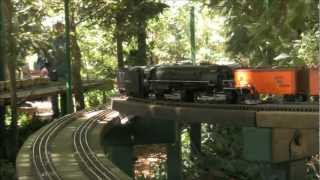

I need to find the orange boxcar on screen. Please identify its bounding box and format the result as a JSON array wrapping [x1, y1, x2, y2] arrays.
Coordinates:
[[234, 69, 297, 95], [309, 68, 319, 96]]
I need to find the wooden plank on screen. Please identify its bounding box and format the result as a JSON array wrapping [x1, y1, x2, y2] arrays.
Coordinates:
[[272, 128, 319, 163], [256, 111, 319, 129], [167, 128, 182, 180], [288, 160, 308, 180], [112, 99, 256, 127], [242, 127, 319, 163], [0, 80, 113, 104], [0, 81, 4, 92], [242, 127, 272, 162]]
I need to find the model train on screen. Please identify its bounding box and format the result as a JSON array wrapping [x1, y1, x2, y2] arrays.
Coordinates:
[[117, 64, 319, 104]]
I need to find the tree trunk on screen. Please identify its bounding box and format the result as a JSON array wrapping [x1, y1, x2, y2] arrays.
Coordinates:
[[0, 0, 6, 159], [279, 0, 288, 27], [136, 21, 147, 65], [116, 15, 124, 69], [70, 15, 85, 111], [4, 0, 18, 161]]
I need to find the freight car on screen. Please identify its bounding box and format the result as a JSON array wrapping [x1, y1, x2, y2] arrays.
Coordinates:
[[309, 68, 319, 98], [233, 67, 319, 102], [119, 65, 319, 104]]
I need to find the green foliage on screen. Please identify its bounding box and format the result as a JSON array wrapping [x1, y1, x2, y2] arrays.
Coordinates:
[[150, 159, 167, 180], [180, 124, 279, 179], [18, 116, 48, 146], [79, 0, 168, 66], [0, 160, 15, 180], [148, 6, 191, 63], [136, 159, 167, 180], [79, 0, 168, 36], [78, 24, 118, 79], [180, 128, 203, 179], [1, 110, 48, 180], [84, 89, 117, 108], [148, 1, 229, 64], [12, 0, 53, 66], [290, 27, 319, 66], [202, 0, 319, 66], [306, 155, 320, 180], [2, 1, 319, 179], [4, 110, 47, 148]]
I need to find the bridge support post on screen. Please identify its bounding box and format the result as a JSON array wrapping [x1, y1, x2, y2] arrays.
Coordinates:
[[167, 127, 182, 180], [110, 145, 134, 177], [0, 103, 5, 158], [190, 123, 201, 156], [243, 127, 318, 180], [60, 93, 67, 116], [0, 0, 6, 159], [51, 95, 60, 118]]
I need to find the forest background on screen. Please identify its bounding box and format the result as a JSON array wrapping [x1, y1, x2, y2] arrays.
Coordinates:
[[0, 0, 319, 179]]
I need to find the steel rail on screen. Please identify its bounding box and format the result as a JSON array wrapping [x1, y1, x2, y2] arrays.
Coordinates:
[[32, 117, 64, 180], [32, 113, 77, 180], [84, 112, 115, 174], [73, 111, 107, 179], [127, 97, 319, 112], [73, 110, 121, 180], [31, 105, 108, 180], [31, 104, 108, 180], [84, 111, 119, 179]]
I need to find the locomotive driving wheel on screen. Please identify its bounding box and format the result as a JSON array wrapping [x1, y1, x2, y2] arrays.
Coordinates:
[[155, 91, 165, 100], [181, 90, 195, 102], [225, 90, 238, 104]]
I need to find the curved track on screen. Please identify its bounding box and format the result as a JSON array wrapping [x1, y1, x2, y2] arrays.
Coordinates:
[[73, 110, 123, 180], [32, 113, 78, 180], [30, 105, 124, 180]]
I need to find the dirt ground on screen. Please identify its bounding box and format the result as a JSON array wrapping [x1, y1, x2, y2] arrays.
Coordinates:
[[134, 144, 167, 179]]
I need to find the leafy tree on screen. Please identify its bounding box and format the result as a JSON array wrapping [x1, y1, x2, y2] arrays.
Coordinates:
[[78, 24, 118, 80], [3, 0, 18, 161], [200, 0, 319, 67], [148, 2, 228, 64], [80, 0, 168, 67], [0, 0, 6, 160], [13, 0, 52, 66], [128, 0, 169, 65], [70, 0, 86, 110]]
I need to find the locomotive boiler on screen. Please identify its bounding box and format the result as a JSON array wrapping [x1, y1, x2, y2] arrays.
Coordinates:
[[120, 64, 234, 102]]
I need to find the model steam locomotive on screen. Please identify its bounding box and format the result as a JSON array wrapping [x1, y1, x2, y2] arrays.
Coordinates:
[[117, 64, 319, 103]]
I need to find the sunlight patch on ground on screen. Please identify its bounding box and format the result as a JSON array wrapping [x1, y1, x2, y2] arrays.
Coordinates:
[[83, 110, 103, 119], [26, 101, 53, 118], [134, 145, 167, 179], [105, 111, 120, 121]]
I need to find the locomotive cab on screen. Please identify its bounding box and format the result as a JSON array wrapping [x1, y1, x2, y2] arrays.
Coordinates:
[[123, 67, 147, 98], [116, 68, 126, 94]]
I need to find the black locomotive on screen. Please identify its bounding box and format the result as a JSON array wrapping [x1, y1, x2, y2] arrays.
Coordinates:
[[118, 64, 235, 102]]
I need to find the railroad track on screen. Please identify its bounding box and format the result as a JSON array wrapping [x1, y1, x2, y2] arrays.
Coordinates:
[[32, 113, 79, 180], [73, 110, 125, 180], [31, 105, 108, 180], [128, 97, 319, 112]]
